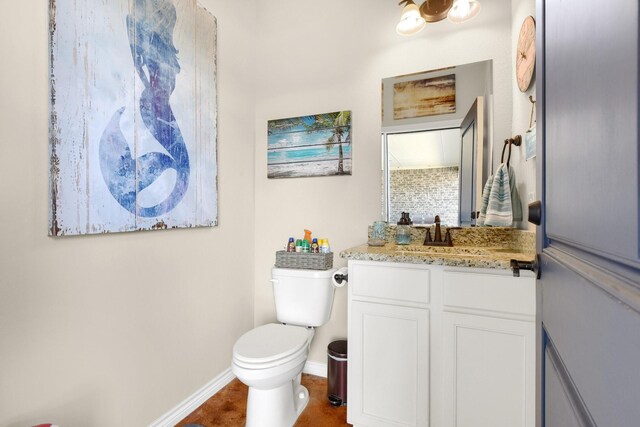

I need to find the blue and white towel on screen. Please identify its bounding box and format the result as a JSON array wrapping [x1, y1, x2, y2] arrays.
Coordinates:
[[478, 163, 522, 227], [476, 173, 494, 226]]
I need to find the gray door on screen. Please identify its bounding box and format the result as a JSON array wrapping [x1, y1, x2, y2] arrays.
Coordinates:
[[538, 1, 640, 426]]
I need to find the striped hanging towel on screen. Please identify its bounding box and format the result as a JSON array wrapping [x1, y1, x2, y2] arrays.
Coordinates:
[[509, 163, 523, 222], [484, 163, 522, 226]]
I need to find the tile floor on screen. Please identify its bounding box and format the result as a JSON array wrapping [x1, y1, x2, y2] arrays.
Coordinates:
[[177, 374, 350, 426]]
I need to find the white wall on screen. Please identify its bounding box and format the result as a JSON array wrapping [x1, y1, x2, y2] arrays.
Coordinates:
[[254, 0, 514, 363], [0, 1, 256, 425], [511, 0, 537, 230]]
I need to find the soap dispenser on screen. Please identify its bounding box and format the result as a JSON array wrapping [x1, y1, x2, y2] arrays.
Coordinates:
[[396, 212, 412, 245]]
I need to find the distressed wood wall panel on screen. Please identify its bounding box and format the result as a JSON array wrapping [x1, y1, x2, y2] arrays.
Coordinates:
[[195, 5, 218, 226], [49, 0, 217, 236]]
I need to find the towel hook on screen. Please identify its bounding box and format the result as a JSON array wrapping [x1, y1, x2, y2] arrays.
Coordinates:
[[501, 141, 512, 166], [501, 135, 522, 167], [528, 96, 536, 128]]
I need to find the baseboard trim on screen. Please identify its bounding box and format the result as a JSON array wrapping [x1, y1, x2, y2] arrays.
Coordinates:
[[149, 368, 235, 427], [303, 361, 327, 378], [150, 362, 327, 426]]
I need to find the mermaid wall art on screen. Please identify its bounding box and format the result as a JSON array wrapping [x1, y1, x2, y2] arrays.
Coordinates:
[[49, 0, 217, 235]]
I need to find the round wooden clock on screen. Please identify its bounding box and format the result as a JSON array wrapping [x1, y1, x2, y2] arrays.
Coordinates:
[[516, 16, 536, 92]]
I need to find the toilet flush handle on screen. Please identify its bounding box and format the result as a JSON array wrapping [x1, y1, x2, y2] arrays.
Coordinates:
[[269, 279, 278, 286]]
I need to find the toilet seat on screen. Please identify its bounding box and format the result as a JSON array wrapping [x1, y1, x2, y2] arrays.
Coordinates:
[[233, 323, 310, 370]]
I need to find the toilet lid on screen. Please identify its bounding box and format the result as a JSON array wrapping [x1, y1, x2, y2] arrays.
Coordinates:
[[233, 323, 309, 365]]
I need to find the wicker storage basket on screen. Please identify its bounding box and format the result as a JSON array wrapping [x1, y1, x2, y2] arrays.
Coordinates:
[[275, 251, 334, 270]]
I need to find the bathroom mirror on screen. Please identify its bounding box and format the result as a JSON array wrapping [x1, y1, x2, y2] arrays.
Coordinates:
[[382, 60, 493, 226]]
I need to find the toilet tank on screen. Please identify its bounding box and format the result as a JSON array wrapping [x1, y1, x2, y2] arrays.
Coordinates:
[[271, 267, 337, 327]]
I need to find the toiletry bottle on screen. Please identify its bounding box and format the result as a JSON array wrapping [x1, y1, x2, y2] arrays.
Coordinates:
[[302, 240, 311, 253], [295, 239, 303, 252], [286, 237, 295, 252], [321, 239, 330, 253], [311, 238, 319, 253], [371, 221, 387, 243], [303, 229, 312, 244], [396, 212, 412, 245]]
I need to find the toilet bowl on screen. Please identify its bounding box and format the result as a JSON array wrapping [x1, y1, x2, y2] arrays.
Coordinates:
[[232, 267, 338, 427], [232, 323, 315, 427]]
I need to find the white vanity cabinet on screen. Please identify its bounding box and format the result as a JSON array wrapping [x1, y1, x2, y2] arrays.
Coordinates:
[[441, 270, 536, 427], [347, 260, 536, 427], [347, 262, 432, 427]]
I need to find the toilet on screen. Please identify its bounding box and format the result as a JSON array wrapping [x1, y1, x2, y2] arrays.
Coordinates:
[[232, 267, 338, 427]]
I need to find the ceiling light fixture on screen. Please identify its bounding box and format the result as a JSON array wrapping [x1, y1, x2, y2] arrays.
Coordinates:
[[448, 0, 481, 24], [396, 0, 481, 36], [396, 0, 426, 36]]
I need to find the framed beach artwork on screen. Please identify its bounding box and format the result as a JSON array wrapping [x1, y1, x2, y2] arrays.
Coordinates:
[[267, 111, 352, 179], [393, 74, 456, 120], [48, 0, 217, 236]]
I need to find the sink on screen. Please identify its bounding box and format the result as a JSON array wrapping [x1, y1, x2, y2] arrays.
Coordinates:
[[490, 248, 526, 254], [394, 245, 530, 257], [394, 245, 493, 256]]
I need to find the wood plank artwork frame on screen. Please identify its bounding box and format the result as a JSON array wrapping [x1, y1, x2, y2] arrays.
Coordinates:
[[48, 0, 218, 235], [267, 111, 352, 179], [393, 74, 456, 120]]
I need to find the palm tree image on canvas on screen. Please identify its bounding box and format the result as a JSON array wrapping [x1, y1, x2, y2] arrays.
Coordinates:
[[393, 74, 456, 120], [267, 111, 352, 178]]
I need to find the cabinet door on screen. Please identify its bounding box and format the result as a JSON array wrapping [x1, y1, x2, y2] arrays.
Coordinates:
[[442, 312, 535, 427], [348, 301, 429, 427]]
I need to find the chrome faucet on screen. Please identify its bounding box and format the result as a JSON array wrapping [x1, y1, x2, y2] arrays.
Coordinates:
[[423, 215, 459, 246]]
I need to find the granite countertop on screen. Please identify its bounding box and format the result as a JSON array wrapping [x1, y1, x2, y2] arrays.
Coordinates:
[[340, 227, 536, 270]]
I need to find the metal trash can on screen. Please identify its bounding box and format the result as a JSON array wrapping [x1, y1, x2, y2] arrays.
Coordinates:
[[327, 340, 348, 406]]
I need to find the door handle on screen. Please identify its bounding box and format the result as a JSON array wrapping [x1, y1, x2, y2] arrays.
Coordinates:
[[511, 254, 541, 279], [528, 200, 542, 225]]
